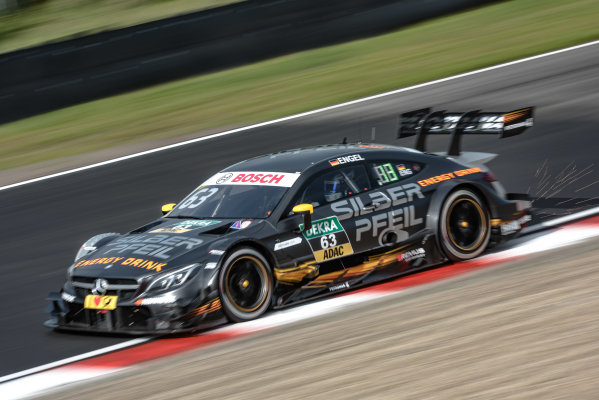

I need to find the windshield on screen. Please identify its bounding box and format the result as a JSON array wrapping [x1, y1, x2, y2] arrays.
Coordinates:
[[168, 185, 288, 219]]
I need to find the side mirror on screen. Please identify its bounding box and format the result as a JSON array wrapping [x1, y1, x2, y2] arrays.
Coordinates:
[[161, 203, 176, 215], [292, 203, 313, 232]]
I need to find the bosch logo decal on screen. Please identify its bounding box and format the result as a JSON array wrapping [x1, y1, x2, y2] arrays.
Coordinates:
[[216, 173, 234, 184]]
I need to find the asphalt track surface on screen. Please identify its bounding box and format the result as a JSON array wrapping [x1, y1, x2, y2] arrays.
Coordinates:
[[0, 42, 598, 378]]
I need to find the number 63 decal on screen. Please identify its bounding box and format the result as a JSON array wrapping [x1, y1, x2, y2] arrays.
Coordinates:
[[179, 187, 218, 209], [320, 234, 337, 249]]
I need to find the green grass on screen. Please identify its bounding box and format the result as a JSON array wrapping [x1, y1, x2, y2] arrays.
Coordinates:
[[0, 0, 242, 54], [1, 0, 599, 171]]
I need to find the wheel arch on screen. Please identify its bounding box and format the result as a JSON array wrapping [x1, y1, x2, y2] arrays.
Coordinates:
[[217, 240, 275, 322], [223, 239, 277, 272], [426, 181, 495, 247]]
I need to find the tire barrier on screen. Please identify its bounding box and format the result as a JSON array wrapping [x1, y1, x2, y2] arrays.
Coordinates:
[[0, 0, 499, 124]]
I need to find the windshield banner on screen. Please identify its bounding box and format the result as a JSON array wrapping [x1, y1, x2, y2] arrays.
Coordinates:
[[202, 171, 301, 187]]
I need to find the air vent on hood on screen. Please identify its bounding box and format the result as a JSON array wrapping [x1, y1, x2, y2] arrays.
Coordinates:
[[129, 221, 162, 234], [201, 224, 235, 235]]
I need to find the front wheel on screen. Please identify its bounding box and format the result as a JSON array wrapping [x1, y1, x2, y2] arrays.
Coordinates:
[[439, 189, 490, 261], [219, 248, 273, 322]]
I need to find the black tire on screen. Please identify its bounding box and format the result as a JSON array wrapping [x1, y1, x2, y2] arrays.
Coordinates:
[[219, 247, 273, 322], [439, 189, 490, 261]]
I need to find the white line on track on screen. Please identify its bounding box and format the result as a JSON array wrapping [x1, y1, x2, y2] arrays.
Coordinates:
[[1, 39, 598, 192], [522, 205, 599, 234], [0, 338, 150, 384]]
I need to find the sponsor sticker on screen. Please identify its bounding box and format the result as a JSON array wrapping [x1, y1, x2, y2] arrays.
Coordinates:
[[274, 237, 303, 251], [231, 220, 252, 230], [417, 168, 483, 187], [150, 219, 220, 234], [84, 295, 118, 310], [99, 234, 203, 260], [204, 262, 218, 270], [328, 282, 350, 292], [135, 294, 176, 306], [329, 154, 365, 166], [61, 292, 76, 303], [397, 164, 413, 177], [500, 214, 532, 235], [399, 247, 425, 262], [74, 257, 167, 272], [209, 249, 225, 255], [300, 216, 354, 262], [203, 171, 301, 187], [301, 216, 344, 240], [313, 243, 353, 262], [216, 173, 234, 184]]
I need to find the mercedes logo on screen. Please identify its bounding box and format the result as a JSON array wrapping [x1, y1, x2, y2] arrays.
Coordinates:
[[92, 278, 109, 295], [216, 173, 233, 184]]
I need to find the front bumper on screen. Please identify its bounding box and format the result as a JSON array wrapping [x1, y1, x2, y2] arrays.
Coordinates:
[[45, 291, 226, 335]]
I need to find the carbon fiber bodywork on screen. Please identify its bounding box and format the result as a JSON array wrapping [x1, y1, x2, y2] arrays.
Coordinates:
[[46, 143, 530, 334]]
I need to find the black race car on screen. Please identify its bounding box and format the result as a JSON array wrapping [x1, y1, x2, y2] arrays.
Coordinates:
[[46, 107, 534, 334]]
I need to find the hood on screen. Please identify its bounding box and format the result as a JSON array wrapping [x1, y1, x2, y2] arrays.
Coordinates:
[[71, 218, 261, 279]]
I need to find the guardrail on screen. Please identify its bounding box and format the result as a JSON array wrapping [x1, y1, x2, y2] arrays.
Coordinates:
[[0, 0, 499, 124]]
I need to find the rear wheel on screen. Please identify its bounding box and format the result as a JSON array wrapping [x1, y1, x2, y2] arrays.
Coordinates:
[[439, 189, 490, 261], [219, 248, 273, 322]]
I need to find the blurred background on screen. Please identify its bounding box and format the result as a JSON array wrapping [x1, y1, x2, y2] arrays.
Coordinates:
[[1, 0, 595, 174]]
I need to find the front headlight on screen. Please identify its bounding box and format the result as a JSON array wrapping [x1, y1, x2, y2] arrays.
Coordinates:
[[146, 263, 200, 294], [66, 263, 77, 280]]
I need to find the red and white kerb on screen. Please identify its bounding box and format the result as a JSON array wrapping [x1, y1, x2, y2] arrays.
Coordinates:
[[202, 171, 301, 187]]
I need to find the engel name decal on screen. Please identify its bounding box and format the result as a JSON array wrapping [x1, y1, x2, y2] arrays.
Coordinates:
[[417, 168, 483, 187], [202, 171, 301, 187], [329, 154, 364, 166]]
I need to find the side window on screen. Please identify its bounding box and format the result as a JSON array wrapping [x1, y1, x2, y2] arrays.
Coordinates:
[[370, 161, 423, 186], [293, 165, 372, 209]]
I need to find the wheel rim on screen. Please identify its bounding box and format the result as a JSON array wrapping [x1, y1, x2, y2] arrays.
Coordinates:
[[446, 197, 487, 252], [224, 255, 269, 313]]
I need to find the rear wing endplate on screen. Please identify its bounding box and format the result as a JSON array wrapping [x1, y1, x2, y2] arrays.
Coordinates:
[[397, 107, 534, 155]]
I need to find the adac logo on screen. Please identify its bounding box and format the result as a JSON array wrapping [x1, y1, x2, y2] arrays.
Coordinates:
[[216, 173, 234, 184]]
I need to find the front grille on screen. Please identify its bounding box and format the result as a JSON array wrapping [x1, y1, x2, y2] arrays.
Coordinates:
[[66, 303, 151, 330], [71, 277, 140, 301], [71, 276, 138, 286]]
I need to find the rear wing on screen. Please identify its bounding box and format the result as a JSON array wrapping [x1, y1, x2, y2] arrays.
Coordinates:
[[397, 107, 534, 155]]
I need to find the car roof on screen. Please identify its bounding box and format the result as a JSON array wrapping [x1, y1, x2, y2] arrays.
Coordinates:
[[222, 143, 422, 173]]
